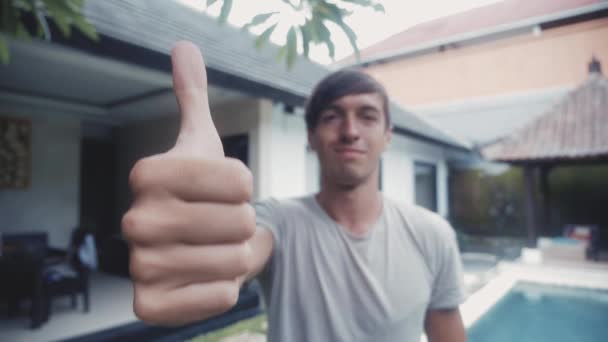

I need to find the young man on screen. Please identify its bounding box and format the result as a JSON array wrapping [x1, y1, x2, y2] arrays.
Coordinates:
[[123, 41, 466, 342]]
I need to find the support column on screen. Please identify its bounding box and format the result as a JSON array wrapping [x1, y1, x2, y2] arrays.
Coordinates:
[[523, 166, 539, 247], [539, 165, 552, 236]]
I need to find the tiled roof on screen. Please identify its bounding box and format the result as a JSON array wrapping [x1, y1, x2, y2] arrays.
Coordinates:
[[76, 0, 469, 149], [341, 0, 606, 65], [482, 64, 608, 163]]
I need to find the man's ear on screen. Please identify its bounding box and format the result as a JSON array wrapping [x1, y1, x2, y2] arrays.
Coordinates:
[[383, 126, 393, 151]]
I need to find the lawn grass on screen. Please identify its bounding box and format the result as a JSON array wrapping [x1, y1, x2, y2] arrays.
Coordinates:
[[188, 314, 267, 342]]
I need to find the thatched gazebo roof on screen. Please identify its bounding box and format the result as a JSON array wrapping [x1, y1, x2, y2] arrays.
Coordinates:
[[482, 57, 608, 164], [481, 57, 607, 247]]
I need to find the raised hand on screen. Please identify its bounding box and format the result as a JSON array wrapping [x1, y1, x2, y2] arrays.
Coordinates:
[[122, 41, 256, 326]]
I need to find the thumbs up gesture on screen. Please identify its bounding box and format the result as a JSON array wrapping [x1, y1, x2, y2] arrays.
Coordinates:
[[122, 42, 256, 326]]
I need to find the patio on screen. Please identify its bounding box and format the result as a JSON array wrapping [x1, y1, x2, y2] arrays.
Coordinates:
[[0, 251, 498, 342], [0, 271, 136, 342], [2, 245, 605, 342]]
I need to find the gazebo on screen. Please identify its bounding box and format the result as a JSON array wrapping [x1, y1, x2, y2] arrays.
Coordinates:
[[482, 57, 608, 247]]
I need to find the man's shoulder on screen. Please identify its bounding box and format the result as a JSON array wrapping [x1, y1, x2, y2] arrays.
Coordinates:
[[385, 197, 455, 242], [254, 195, 319, 243], [255, 195, 313, 212], [254, 195, 318, 226], [385, 198, 460, 277]]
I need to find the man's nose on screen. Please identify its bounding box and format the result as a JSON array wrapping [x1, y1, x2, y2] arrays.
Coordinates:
[[340, 116, 360, 142]]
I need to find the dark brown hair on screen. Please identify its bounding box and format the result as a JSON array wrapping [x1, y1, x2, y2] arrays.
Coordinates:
[[305, 69, 391, 131]]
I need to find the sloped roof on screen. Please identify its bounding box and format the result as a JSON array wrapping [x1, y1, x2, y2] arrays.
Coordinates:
[[69, 0, 469, 149], [340, 0, 607, 66], [482, 63, 608, 163]]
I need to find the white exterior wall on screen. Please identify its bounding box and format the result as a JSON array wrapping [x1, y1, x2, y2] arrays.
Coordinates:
[[381, 133, 450, 217], [0, 110, 81, 248], [257, 104, 309, 200], [213, 99, 310, 201]]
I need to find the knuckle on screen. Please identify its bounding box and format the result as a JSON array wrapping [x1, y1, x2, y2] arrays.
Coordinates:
[[122, 209, 155, 244], [121, 210, 142, 242], [234, 242, 253, 275], [227, 158, 253, 202], [133, 287, 164, 324], [129, 158, 155, 194], [130, 249, 160, 284], [237, 204, 256, 239], [218, 283, 240, 311]]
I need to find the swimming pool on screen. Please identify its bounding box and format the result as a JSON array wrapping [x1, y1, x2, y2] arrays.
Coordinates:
[[467, 282, 608, 342]]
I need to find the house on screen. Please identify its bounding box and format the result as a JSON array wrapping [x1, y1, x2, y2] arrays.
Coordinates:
[[0, 0, 469, 259], [342, 0, 608, 147]]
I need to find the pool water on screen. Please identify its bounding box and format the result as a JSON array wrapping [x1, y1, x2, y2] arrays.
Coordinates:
[[468, 282, 608, 342]]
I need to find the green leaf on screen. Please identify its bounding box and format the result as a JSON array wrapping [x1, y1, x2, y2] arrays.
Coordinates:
[[312, 2, 360, 60], [305, 18, 320, 43], [218, 0, 232, 24], [47, 0, 81, 16], [339, 0, 384, 12], [242, 11, 278, 32], [65, 0, 84, 12], [44, 0, 76, 36], [276, 44, 287, 62], [335, 18, 359, 60], [314, 3, 332, 17], [255, 23, 277, 49], [73, 16, 99, 40], [51, 15, 72, 37], [0, 35, 9, 64], [43, 0, 99, 40], [286, 26, 297, 68], [372, 3, 385, 12], [280, 0, 301, 11], [70, 0, 86, 8], [300, 24, 311, 58], [340, 0, 372, 5], [317, 21, 335, 59], [315, 2, 349, 19]]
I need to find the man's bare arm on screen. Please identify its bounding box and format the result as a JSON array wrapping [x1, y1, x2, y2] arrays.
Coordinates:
[[425, 308, 467, 342]]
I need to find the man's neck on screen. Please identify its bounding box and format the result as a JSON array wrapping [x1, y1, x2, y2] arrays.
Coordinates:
[[316, 177, 383, 237]]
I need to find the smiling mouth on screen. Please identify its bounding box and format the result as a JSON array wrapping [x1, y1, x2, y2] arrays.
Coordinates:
[[334, 147, 365, 157]]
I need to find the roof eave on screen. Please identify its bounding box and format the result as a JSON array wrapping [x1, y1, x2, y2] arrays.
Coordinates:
[[351, 2, 608, 67], [49, 29, 309, 107], [487, 154, 608, 166]]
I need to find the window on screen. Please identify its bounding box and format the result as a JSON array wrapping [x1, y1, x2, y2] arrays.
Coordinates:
[[414, 162, 437, 212]]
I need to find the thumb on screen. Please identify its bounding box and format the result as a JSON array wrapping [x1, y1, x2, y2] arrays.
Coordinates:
[[170, 41, 224, 158]]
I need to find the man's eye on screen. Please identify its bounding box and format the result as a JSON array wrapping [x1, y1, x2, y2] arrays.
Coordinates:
[[321, 113, 337, 122], [362, 112, 378, 121]]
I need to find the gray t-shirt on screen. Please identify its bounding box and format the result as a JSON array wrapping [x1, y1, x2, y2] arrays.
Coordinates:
[[254, 195, 465, 342]]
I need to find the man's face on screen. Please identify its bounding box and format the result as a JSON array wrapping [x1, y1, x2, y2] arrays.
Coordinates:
[[308, 92, 392, 188]]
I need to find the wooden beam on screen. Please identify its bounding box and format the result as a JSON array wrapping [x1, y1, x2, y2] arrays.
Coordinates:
[[523, 166, 539, 247], [539, 166, 552, 236]]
